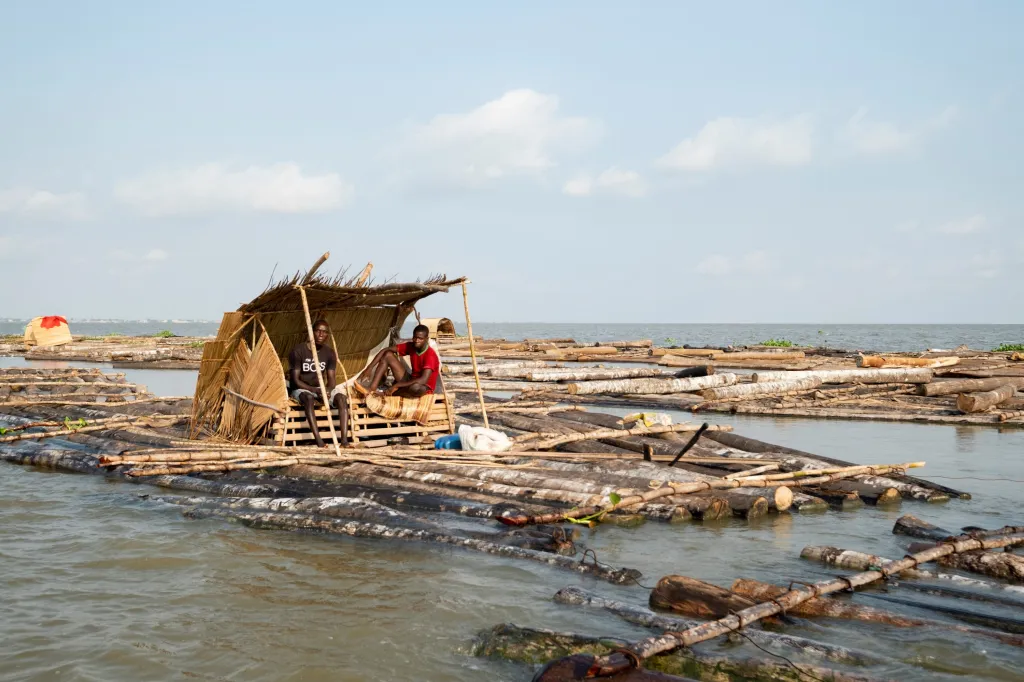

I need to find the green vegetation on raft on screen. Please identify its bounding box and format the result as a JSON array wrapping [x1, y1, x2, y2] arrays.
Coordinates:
[[993, 343, 1024, 352], [758, 339, 794, 347], [153, 330, 176, 338]]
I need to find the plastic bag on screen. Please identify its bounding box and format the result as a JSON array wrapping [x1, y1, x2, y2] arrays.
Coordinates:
[[457, 424, 513, 452], [621, 412, 673, 428]]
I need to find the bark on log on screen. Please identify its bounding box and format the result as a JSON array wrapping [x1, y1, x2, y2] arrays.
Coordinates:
[[652, 348, 721, 357], [918, 376, 1024, 396], [649, 575, 757, 619], [597, 340, 654, 348], [817, 480, 902, 505], [185, 507, 642, 584], [893, 514, 955, 541], [715, 351, 806, 361], [554, 587, 879, 666], [801, 545, 1024, 595], [151, 494, 435, 528], [525, 368, 664, 382], [957, 385, 1016, 413], [566, 374, 736, 396], [700, 377, 822, 401], [751, 368, 934, 384]]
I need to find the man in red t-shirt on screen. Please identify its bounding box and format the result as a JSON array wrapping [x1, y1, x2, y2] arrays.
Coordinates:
[[357, 324, 441, 397]]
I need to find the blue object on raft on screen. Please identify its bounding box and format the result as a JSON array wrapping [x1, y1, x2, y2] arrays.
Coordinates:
[[434, 434, 462, 450]]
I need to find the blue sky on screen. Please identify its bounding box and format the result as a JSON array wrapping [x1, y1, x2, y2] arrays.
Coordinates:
[[1, 1, 1021, 323]]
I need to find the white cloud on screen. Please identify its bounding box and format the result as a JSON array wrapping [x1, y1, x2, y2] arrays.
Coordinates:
[[115, 163, 354, 216], [144, 249, 169, 261], [402, 89, 601, 185], [658, 114, 814, 171], [938, 214, 987, 235], [969, 250, 1001, 279], [0, 187, 91, 221], [562, 167, 646, 198], [840, 106, 956, 156], [696, 251, 775, 276]]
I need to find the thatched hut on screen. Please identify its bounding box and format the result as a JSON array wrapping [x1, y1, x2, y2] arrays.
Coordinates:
[[191, 260, 464, 444], [24, 316, 73, 348], [421, 317, 457, 341]]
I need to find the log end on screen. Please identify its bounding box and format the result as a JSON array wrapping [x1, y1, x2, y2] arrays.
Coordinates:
[[772, 485, 793, 512]]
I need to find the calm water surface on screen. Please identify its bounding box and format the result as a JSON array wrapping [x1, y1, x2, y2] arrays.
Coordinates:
[[2, 356, 1023, 681]]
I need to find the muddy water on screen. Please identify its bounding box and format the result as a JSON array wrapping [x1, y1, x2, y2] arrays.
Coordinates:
[[2, 358, 1023, 681]]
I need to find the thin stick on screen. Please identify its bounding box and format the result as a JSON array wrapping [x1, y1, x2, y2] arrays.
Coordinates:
[[581, 533, 1024, 675], [223, 387, 285, 414], [295, 284, 341, 456], [461, 280, 488, 429]]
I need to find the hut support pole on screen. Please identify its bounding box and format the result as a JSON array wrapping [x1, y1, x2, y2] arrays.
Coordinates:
[[296, 285, 342, 456], [461, 280, 489, 429]]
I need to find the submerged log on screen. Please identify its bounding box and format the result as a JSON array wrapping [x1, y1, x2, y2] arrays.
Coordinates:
[[481, 624, 878, 682], [751, 368, 933, 384], [957, 385, 1016, 413], [555, 585, 877, 666], [893, 514, 955, 541], [857, 592, 1024, 634], [649, 575, 756, 619], [566, 374, 737, 396], [700, 377, 821, 401], [185, 507, 642, 583], [909, 542, 1024, 583], [917, 376, 1024, 396]]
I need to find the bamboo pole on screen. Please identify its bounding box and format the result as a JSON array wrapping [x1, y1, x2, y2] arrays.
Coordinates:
[[461, 280, 488, 429], [567, 533, 1024, 676], [295, 284, 341, 456]]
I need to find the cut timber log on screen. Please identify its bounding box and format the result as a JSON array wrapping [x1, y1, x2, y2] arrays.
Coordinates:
[[893, 514, 955, 541], [523, 368, 663, 382], [716, 351, 805, 361], [651, 348, 721, 357], [909, 542, 1024, 583], [817, 480, 901, 505], [649, 575, 756, 619], [918, 376, 1024, 396], [700, 377, 821, 401], [567, 373, 736, 396], [673, 366, 713, 378], [554, 586, 877, 666], [957, 384, 1016, 413], [802, 545, 1024, 595], [858, 355, 958, 368], [598, 340, 653, 348], [752, 368, 933, 384], [186, 507, 641, 584]]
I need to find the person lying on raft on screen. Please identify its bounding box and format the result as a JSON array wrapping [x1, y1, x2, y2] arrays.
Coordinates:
[[356, 324, 440, 398], [288, 319, 348, 448]]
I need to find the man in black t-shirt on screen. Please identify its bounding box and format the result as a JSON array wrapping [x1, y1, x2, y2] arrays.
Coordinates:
[[288, 319, 348, 447]]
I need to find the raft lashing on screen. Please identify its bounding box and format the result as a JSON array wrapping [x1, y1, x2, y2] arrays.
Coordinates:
[[6, 367, 1024, 682]]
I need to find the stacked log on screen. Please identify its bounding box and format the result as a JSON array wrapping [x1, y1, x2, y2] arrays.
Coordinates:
[[567, 373, 736, 396], [858, 355, 958, 368], [957, 385, 1016, 413], [751, 368, 933, 384], [700, 377, 821, 401]]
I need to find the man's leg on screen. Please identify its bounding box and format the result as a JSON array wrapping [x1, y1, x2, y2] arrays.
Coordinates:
[[301, 392, 326, 448], [393, 384, 429, 398], [332, 392, 349, 447], [367, 350, 409, 392]]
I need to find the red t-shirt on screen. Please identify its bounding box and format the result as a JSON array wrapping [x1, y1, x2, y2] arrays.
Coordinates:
[[397, 342, 440, 393]]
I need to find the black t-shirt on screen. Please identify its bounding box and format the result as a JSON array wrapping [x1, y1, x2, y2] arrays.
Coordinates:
[[288, 343, 337, 388]]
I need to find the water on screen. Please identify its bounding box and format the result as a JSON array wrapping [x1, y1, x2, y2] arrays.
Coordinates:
[[2, 356, 1024, 681], [3, 321, 1023, 352]]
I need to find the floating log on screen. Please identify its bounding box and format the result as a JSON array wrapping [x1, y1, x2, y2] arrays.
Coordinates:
[[651, 348, 721, 357], [567, 374, 736, 396], [857, 592, 1024, 634], [554, 586, 877, 666], [673, 366, 713, 378], [816, 480, 901, 505], [487, 624, 876, 682], [894, 580, 1024, 609], [893, 514, 956, 541], [703, 430, 967, 500], [700, 377, 821, 401], [751, 368, 933, 384], [857, 355, 958, 368], [649, 575, 756, 619], [542, 533, 1024, 676], [598, 340, 653, 349], [917, 376, 1024, 396], [183, 507, 642, 584], [909, 542, 1024, 583], [957, 384, 1016, 413], [801, 545, 1024, 595]]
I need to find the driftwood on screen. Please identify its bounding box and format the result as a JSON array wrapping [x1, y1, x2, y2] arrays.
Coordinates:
[[751, 368, 933, 384], [554, 586, 878, 666], [554, 533, 1024, 677], [700, 377, 821, 401], [957, 384, 1016, 413], [566, 374, 736, 396]]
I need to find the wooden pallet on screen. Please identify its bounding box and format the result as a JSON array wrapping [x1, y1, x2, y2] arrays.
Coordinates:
[[270, 390, 455, 445]]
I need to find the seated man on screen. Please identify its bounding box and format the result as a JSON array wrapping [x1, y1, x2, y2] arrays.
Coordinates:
[[288, 319, 348, 448], [357, 324, 440, 398]]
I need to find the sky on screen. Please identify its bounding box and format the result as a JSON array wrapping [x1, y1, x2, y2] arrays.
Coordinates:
[[1, 1, 1022, 324]]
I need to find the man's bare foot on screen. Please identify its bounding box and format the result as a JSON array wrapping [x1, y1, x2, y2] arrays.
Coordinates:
[[315, 438, 327, 448]]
